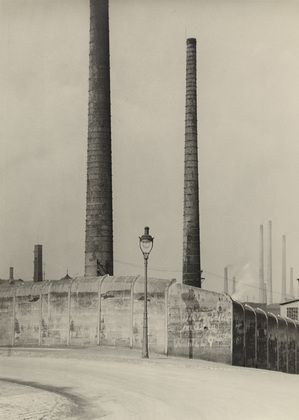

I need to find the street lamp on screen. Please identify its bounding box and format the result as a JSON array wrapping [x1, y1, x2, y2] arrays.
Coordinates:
[[139, 226, 154, 358]]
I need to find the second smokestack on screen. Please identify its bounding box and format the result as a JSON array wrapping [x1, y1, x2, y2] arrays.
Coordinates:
[[85, 0, 113, 277], [182, 38, 201, 288]]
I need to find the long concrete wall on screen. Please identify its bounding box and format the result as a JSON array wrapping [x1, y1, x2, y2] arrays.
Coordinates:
[[0, 277, 233, 363]]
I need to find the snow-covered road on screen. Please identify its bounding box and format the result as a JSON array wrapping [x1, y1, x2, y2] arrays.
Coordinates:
[[0, 347, 298, 420]]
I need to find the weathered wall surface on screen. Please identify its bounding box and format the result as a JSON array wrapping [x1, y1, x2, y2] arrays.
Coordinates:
[[0, 295, 13, 346], [232, 302, 299, 374], [15, 296, 40, 346], [70, 278, 99, 346], [167, 284, 232, 363], [133, 277, 172, 354], [100, 276, 136, 348], [0, 276, 233, 364]]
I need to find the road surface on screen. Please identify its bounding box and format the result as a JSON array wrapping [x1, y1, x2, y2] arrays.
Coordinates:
[[0, 347, 298, 419]]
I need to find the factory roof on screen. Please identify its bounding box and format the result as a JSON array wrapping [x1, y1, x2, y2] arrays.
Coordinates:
[[280, 299, 299, 306]]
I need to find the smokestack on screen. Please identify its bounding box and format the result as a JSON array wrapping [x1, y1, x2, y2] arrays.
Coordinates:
[[263, 282, 267, 304], [224, 267, 228, 294], [85, 0, 113, 277], [34, 244, 43, 282], [232, 276, 236, 295], [259, 225, 265, 302], [182, 38, 201, 287], [281, 235, 286, 301], [267, 220, 273, 304], [289, 267, 294, 299], [9, 267, 14, 283]]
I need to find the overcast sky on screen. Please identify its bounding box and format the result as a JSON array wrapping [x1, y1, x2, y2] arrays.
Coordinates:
[[1, 0, 299, 300]]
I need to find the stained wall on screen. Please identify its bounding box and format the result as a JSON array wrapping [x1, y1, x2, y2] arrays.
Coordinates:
[[0, 276, 233, 364], [167, 284, 232, 363]]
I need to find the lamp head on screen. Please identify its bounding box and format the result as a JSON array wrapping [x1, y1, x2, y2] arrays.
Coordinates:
[[139, 226, 154, 259]]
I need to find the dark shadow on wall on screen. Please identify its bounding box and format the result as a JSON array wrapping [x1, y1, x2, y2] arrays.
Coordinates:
[[182, 289, 200, 359]]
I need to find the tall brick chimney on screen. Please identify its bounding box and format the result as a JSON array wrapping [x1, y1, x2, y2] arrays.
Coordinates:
[[34, 244, 43, 282], [182, 38, 201, 287], [85, 0, 113, 277]]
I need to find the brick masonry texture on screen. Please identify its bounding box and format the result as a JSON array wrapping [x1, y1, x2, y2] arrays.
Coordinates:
[[183, 38, 201, 287], [85, 0, 113, 277]]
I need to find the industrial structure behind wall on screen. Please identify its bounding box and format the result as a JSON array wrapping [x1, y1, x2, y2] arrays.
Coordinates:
[[85, 0, 113, 277], [33, 244, 43, 282], [183, 38, 201, 288]]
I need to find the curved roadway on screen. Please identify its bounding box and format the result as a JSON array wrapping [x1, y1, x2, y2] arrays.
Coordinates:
[[0, 347, 298, 420]]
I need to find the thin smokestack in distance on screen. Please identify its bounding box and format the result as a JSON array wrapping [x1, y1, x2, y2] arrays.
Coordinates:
[[259, 224, 264, 303], [290, 267, 294, 298], [267, 220, 273, 304], [224, 267, 228, 294], [182, 38, 201, 287], [263, 282, 267, 304], [232, 276, 236, 295], [281, 235, 286, 301], [85, 0, 113, 277]]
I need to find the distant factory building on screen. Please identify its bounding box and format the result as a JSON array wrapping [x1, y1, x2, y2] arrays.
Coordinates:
[[280, 299, 299, 321]]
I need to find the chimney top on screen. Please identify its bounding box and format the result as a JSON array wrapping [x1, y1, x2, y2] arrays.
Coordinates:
[[187, 38, 196, 45]]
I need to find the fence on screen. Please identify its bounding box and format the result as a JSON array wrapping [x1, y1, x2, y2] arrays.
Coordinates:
[[232, 301, 299, 374]]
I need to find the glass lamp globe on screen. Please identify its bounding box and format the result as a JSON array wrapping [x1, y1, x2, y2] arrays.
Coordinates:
[[139, 227, 154, 257]]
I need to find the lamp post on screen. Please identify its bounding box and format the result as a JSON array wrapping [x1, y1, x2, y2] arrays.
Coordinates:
[[139, 226, 154, 358]]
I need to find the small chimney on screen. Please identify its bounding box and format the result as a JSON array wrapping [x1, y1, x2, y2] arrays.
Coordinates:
[[34, 244, 43, 282], [9, 267, 14, 283]]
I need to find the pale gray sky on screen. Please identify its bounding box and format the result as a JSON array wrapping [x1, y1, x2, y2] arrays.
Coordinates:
[[1, 0, 299, 300]]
